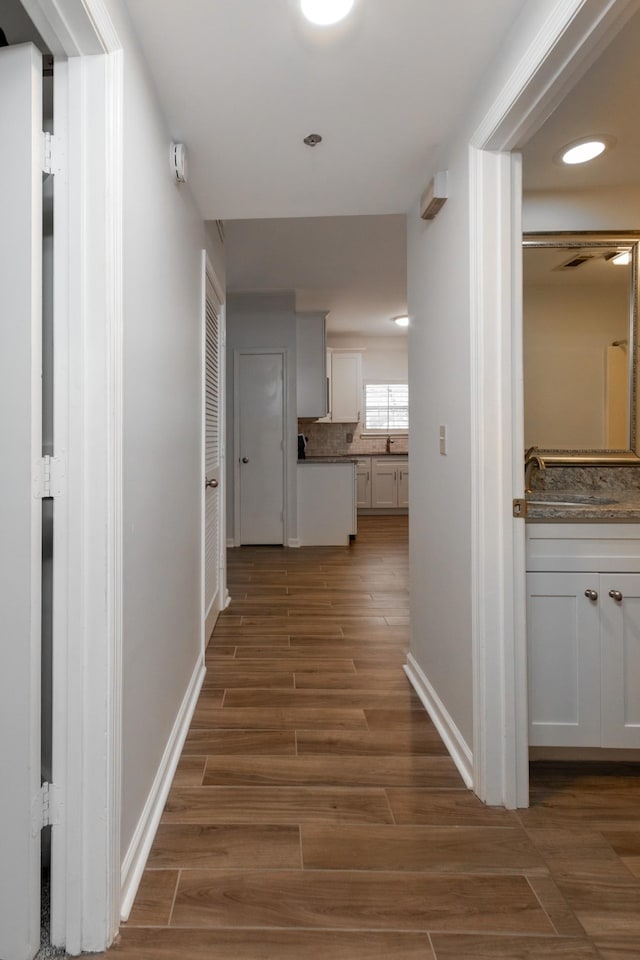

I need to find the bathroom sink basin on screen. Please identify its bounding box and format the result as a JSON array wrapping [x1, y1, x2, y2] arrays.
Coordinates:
[[527, 493, 619, 506]]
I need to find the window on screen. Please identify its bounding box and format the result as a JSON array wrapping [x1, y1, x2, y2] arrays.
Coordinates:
[[364, 382, 409, 432]]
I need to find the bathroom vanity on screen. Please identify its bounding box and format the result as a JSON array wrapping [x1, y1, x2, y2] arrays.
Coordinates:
[[523, 231, 640, 751], [527, 518, 640, 749]]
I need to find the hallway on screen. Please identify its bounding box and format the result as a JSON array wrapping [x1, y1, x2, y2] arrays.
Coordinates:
[[106, 517, 640, 959]]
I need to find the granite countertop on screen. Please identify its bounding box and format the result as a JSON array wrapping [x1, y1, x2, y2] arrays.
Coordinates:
[[298, 456, 358, 464], [526, 489, 640, 522], [301, 453, 408, 461]]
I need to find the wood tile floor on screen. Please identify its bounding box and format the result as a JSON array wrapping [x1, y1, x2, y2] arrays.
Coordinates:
[[103, 516, 640, 959]]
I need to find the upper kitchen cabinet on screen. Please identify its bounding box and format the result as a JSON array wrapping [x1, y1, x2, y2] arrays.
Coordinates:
[[296, 311, 328, 419], [330, 349, 362, 423]]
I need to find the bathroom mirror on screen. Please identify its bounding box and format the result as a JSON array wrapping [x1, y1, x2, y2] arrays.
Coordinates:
[[523, 232, 640, 464]]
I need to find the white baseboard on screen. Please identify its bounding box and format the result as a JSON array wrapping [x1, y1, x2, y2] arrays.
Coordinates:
[[287, 538, 300, 548], [404, 653, 473, 789], [119, 658, 206, 920], [205, 591, 221, 644], [226, 538, 235, 548]]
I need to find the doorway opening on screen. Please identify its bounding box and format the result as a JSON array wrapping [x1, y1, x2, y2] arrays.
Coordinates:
[[223, 215, 409, 550]]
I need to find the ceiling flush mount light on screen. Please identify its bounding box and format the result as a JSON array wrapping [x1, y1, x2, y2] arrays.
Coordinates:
[[557, 136, 612, 166], [393, 316, 409, 328], [300, 0, 355, 26]]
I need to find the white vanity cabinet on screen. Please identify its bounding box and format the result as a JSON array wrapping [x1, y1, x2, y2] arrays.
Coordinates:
[[356, 457, 371, 508], [526, 524, 640, 749], [371, 458, 409, 508]]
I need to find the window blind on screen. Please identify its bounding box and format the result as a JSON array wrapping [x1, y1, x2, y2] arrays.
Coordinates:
[[365, 382, 409, 431]]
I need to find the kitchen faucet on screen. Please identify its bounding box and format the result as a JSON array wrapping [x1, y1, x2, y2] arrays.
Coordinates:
[[385, 435, 395, 454], [524, 445, 546, 493]]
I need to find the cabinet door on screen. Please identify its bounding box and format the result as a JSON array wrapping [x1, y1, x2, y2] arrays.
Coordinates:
[[356, 458, 371, 508], [600, 573, 640, 748], [527, 572, 601, 747], [316, 350, 332, 422], [398, 462, 409, 508], [372, 459, 398, 507], [296, 313, 327, 418], [331, 351, 362, 422]]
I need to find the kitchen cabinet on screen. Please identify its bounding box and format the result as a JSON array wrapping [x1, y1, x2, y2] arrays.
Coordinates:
[[329, 350, 362, 423], [372, 458, 409, 509], [296, 312, 327, 419], [316, 350, 332, 423], [398, 462, 409, 508], [297, 462, 356, 545], [356, 457, 371, 508], [526, 524, 640, 748]]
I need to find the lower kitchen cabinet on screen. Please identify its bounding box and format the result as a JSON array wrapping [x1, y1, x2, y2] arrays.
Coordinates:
[[371, 458, 409, 509], [297, 462, 356, 545], [526, 524, 640, 749], [356, 458, 371, 508]]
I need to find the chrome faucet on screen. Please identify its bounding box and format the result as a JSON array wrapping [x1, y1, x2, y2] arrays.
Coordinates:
[[524, 445, 546, 493], [385, 435, 395, 454]]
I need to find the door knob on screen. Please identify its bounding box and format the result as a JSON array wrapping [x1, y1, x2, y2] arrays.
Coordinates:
[[242, 457, 249, 464], [609, 589, 623, 602], [584, 589, 598, 601], [205, 477, 218, 489]]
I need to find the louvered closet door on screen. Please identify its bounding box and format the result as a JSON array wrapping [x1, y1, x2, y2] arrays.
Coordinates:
[[204, 274, 223, 643]]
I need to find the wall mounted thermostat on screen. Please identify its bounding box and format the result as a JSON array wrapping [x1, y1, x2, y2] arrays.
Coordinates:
[[170, 142, 187, 183]]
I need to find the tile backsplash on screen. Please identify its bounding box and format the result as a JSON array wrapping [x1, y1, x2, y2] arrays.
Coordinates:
[[299, 421, 408, 457]]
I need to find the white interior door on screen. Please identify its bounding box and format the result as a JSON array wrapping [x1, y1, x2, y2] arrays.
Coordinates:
[[237, 352, 285, 545], [203, 267, 225, 643], [0, 42, 43, 960]]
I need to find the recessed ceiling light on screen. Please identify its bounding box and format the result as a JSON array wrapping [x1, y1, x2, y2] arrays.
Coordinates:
[[300, 0, 355, 26], [393, 316, 409, 328], [558, 137, 609, 165], [612, 250, 631, 266]]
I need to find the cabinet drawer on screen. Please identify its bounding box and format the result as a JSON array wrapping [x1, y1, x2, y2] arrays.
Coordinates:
[[527, 524, 640, 572]]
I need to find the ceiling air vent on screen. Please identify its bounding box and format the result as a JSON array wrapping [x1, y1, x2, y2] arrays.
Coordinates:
[[554, 254, 594, 271]]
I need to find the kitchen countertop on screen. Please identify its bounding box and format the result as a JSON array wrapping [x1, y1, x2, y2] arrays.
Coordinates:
[[300, 453, 408, 462], [298, 457, 358, 464], [526, 489, 640, 522]]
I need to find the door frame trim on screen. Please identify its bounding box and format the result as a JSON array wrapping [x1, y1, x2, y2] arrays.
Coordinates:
[[468, 0, 636, 808], [23, 0, 124, 951], [233, 348, 288, 548], [201, 252, 228, 653]]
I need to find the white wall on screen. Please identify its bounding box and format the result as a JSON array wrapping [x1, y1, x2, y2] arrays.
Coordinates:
[[405, 0, 577, 755], [523, 186, 640, 232], [104, 0, 218, 860], [407, 144, 474, 745], [328, 334, 408, 382], [225, 292, 298, 545]]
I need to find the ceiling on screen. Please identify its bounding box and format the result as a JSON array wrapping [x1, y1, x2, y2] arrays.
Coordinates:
[[1, 0, 48, 52], [225, 214, 407, 336], [125, 0, 527, 221], [122, 0, 528, 337], [521, 8, 640, 192], [8, 1, 638, 337]]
